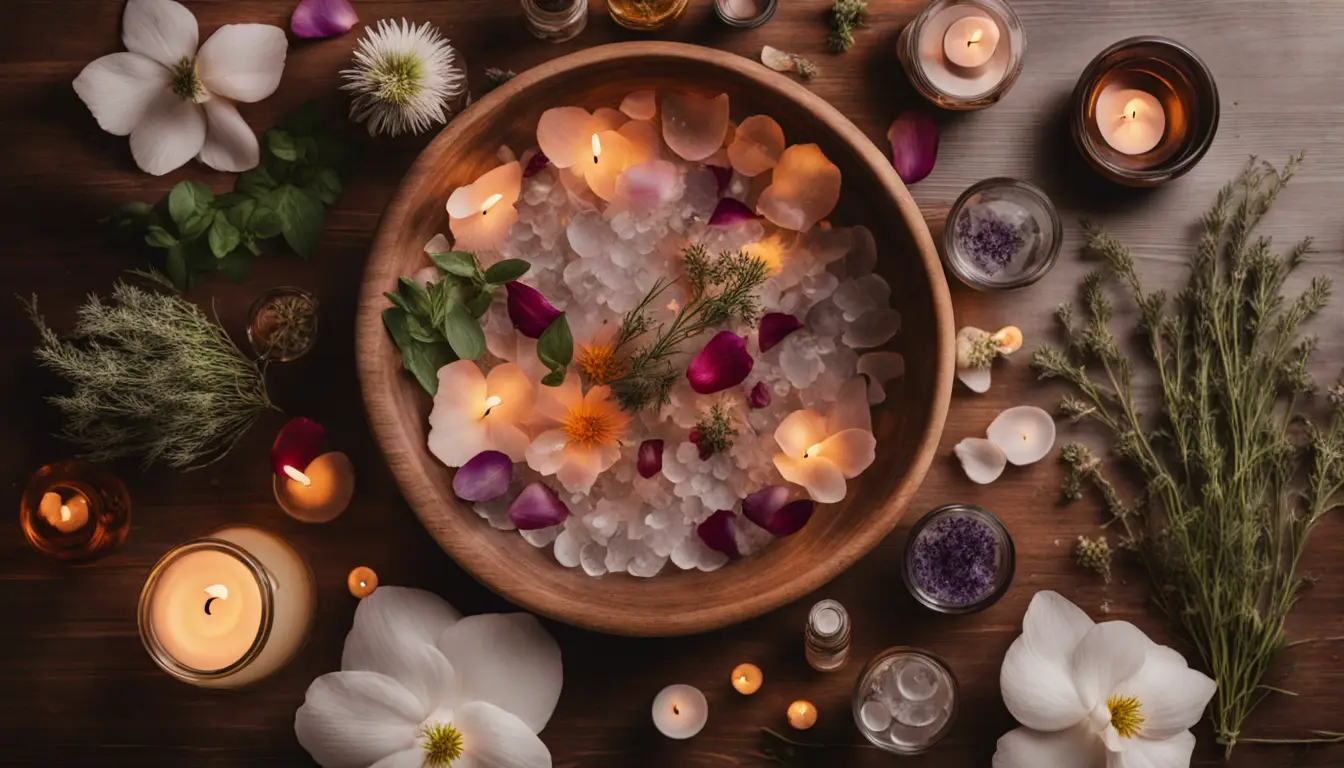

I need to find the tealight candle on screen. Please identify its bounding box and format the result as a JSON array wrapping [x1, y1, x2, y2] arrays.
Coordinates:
[[447, 161, 523, 253], [347, 566, 378, 598], [1096, 84, 1165, 155], [20, 461, 131, 563], [586, 130, 635, 202], [38, 490, 90, 534], [772, 378, 876, 504], [787, 700, 818, 730], [274, 452, 355, 523], [943, 15, 1000, 70], [652, 684, 708, 739], [896, 0, 1025, 110], [731, 663, 763, 694]]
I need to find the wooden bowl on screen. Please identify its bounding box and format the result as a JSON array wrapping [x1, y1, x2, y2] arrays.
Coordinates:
[[356, 42, 953, 636]]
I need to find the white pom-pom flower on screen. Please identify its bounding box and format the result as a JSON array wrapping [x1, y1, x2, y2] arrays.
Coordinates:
[[341, 19, 466, 137]]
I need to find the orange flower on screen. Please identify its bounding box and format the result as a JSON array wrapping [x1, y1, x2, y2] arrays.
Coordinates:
[[526, 374, 631, 493], [575, 325, 623, 386]]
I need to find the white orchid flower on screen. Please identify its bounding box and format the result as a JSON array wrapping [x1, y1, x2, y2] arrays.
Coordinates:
[[73, 0, 287, 176], [295, 587, 562, 768], [994, 591, 1217, 768]]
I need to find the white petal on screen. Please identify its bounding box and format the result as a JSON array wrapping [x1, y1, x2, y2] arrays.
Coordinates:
[[826, 376, 873, 433], [987, 405, 1057, 465], [815, 428, 876, 477], [122, 0, 198, 69], [1025, 591, 1096, 656], [454, 701, 553, 768], [197, 98, 258, 172], [428, 418, 492, 468], [774, 453, 847, 503], [1071, 622, 1150, 710], [294, 671, 422, 768], [72, 52, 170, 136], [955, 437, 1007, 484], [371, 749, 429, 768], [773, 409, 828, 456], [1112, 644, 1216, 740], [958, 365, 992, 393], [437, 614, 563, 734], [343, 586, 464, 670], [344, 633, 459, 715], [1000, 591, 1095, 731], [1106, 731, 1195, 768], [993, 724, 1105, 768], [425, 233, 451, 254], [526, 429, 571, 476], [129, 90, 205, 175], [197, 24, 288, 102]]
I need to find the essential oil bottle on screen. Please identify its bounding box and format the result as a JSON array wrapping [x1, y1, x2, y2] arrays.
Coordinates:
[[804, 599, 851, 671]]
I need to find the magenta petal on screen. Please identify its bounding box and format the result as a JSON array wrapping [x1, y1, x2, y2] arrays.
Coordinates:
[[506, 281, 563, 339], [290, 0, 358, 39], [453, 450, 513, 501], [687, 331, 754, 395], [697, 509, 740, 558], [747, 381, 772, 409], [743, 485, 814, 537], [758, 312, 804, 353], [523, 151, 550, 178], [508, 482, 569, 530], [887, 108, 939, 185], [707, 164, 732, 194], [708, 197, 760, 227], [271, 417, 325, 477], [637, 439, 664, 479]]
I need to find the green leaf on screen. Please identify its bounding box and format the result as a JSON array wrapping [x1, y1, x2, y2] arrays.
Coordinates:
[[236, 165, 278, 199], [180, 209, 215, 240], [213, 192, 249, 209], [398, 276, 433, 317], [536, 313, 573, 386], [407, 313, 441, 344], [168, 181, 213, 229], [248, 205, 284, 240], [441, 304, 487, 360], [267, 130, 299, 161], [384, 306, 457, 395], [484, 259, 531, 285], [223, 199, 256, 231], [209, 216, 241, 259], [467, 287, 494, 318], [145, 226, 178, 248], [384, 290, 410, 313], [311, 167, 343, 205], [163, 244, 189, 289], [220, 248, 253, 281], [430, 251, 479, 279], [267, 185, 324, 258]]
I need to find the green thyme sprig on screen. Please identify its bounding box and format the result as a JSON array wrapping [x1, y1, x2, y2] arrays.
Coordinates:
[[827, 0, 868, 52], [692, 403, 739, 456]]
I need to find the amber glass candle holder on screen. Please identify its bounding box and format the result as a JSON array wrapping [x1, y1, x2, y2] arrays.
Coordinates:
[[247, 287, 320, 362], [1071, 37, 1219, 187], [20, 461, 131, 563], [897, 0, 1026, 110], [607, 0, 689, 30]]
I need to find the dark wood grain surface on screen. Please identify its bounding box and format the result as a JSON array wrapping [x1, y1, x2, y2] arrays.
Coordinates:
[[3, 1, 1343, 766]]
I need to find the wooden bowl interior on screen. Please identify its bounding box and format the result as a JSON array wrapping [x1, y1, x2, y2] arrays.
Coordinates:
[[357, 43, 952, 636]]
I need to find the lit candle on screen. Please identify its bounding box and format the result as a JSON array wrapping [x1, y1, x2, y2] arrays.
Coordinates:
[[428, 361, 537, 466], [140, 526, 315, 688], [652, 684, 708, 739], [943, 15, 1000, 70], [1096, 84, 1166, 155], [274, 452, 355, 523], [772, 377, 877, 503], [272, 417, 326, 487], [731, 663, 763, 695], [38, 490, 90, 534], [586, 130, 635, 202], [447, 161, 523, 253], [347, 566, 378, 598], [20, 461, 131, 563], [787, 700, 818, 730]]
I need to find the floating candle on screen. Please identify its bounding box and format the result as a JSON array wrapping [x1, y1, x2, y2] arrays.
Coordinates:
[[772, 378, 876, 503], [274, 452, 355, 523], [943, 15, 1000, 70], [652, 684, 708, 739], [787, 700, 818, 730], [1096, 83, 1166, 155], [731, 663, 763, 694], [897, 0, 1024, 109], [347, 566, 378, 598], [447, 161, 523, 252], [39, 490, 90, 534]]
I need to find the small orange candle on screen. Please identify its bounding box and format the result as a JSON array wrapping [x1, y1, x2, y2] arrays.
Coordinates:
[[274, 452, 355, 523], [731, 663, 763, 695], [347, 567, 378, 598], [787, 700, 818, 730], [39, 490, 90, 534]]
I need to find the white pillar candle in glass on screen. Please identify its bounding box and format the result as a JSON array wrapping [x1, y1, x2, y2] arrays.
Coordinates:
[[652, 684, 708, 739], [1096, 83, 1166, 155], [138, 526, 315, 688]]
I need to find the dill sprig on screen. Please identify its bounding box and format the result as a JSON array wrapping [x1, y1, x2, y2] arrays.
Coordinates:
[[25, 274, 276, 469], [692, 403, 739, 457], [610, 245, 768, 412], [827, 0, 868, 53], [1034, 155, 1344, 756]]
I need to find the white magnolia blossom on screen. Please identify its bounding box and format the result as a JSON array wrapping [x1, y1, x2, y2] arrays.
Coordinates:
[[296, 587, 561, 768], [73, 0, 287, 176], [994, 591, 1217, 768]]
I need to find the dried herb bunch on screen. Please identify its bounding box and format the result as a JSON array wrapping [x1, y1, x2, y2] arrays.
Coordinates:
[[1033, 156, 1344, 755], [26, 274, 276, 469]]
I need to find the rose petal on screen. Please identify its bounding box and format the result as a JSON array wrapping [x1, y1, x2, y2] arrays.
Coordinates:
[[505, 282, 563, 339], [747, 381, 771, 409], [743, 485, 814, 537], [290, 0, 358, 38], [955, 437, 1007, 484], [887, 108, 939, 184], [707, 164, 732, 194], [453, 450, 513, 501], [727, 115, 786, 177], [620, 89, 657, 120], [272, 417, 326, 477], [756, 144, 841, 232], [661, 91, 730, 162], [618, 119, 662, 164], [523, 150, 550, 178], [508, 482, 569, 530], [758, 312, 803, 353], [987, 406, 1057, 466], [686, 331, 754, 394], [708, 197, 760, 227], [637, 439, 664, 479], [697, 509, 740, 558]]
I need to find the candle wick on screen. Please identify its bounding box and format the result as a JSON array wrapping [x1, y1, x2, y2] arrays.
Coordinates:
[[673, 705, 680, 715], [204, 597, 219, 615]]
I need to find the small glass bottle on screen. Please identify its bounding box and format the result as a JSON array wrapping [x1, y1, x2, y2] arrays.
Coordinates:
[[522, 0, 589, 43], [607, 0, 690, 31], [20, 460, 131, 563], [804, 599, 851, 671], [247, 286, 320, 362]]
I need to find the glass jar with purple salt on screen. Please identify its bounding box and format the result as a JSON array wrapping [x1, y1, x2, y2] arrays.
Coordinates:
[[941, 177, 1061, 290], [902, 504, 1014, 613]]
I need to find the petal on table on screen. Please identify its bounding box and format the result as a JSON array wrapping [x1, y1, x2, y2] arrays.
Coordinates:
[[197, 98, 259, 172], [129, 89, 205, 175], [1111, 644, 1216, 740], [73, 52, 170, 136], [343, 586, 464, 668], [815, 428, 876, 478], [993, 724, 1105, 768], [958, 365, 992, 393], [773, 409, 829, 457], [122, 0, 199, 69], [1071, 622, 1150, 711], [197, 24, 288, 102], [454, 701, 554, 768], [294, 671, 422, 768], [437, 614, 562, 734], [773, 453, 847, 504], [1105, 731, 1195, 768]]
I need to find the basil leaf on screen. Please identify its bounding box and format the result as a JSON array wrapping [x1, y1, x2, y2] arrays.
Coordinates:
[[248, 205, 284, 240], [145, 226, 178, 248], [384, 290, 410, 313], [541, 369, 566, 387], [224, 199, 257, 231], [267, 185, 324, 258], [220, 248, 253, 282], [268, 130, 299, 161], [431, 251, 479, 279], [168, 181, 213, 229], [397, 276, 433, 317], [467, 287, 494, 318], [441, 305, 486, 360], [237, 166, 278, 199], [213, 192, 249, 208], [384, 307, 457, 395], [208, 216, 241, 259], [483, 259, 531, 285], [311, 167, 343, 205], [407, 313, 440, 344], [536, 313, 573, 386], [178, 208, 215, 240]]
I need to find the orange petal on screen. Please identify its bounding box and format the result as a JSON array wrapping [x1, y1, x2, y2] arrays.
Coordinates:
[[756, 143, 841, 231], [727, 115, 785, 177], [661, 92, 730, 162], [620, 89, 657, 121]]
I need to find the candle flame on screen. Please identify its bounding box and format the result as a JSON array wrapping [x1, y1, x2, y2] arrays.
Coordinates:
[[480, 193, 503, 215], [591, 133, 602, 162], [204, 584, 229, 600], [59, 505, 72, 522], [804, 443, 824, 458], [968, 28, 983, 46], [1121, 98, 1143, 121], [283, 464, 313, 487], [666, 298, 680, 314], [484, 395, 502, 416]]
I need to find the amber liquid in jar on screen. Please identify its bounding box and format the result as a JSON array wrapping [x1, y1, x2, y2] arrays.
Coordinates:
[[607, 0, 690, 30]]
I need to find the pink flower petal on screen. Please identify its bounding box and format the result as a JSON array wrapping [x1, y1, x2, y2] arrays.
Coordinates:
[[887, 108, 939, 185], [506, 281, 562, 339], [271, 417, 325, 477], [453, 450, 513, 501], [697, 509, 740, 558], [759, 312, 803, 353], [637, 439, 664, 479], [747, 381, 772, 409], [687, 331, 754, 395], [706, 164, 732, 194], [508, 482, 569, 530], [290, 0, 358, 39], [523, 151, 550, 178], [708, 197, 760, 227], [743, 485, 814, 537]]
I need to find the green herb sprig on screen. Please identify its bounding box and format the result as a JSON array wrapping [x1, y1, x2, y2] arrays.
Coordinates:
[[692, 403, 738, 455], [827, 0, 868, 53], [1034, 155, 1344, 756], [107, 105, 352, 291]]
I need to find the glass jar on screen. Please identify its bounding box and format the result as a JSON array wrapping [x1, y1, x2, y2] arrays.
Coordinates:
[[20, 460, 131, 563], [941, 177, 1060, 291], [903, 504, 1015, 613], [247, 286, 320, 362], [896, 0, 1026, 110], [607, 0, 690, 31], [852, 647, 959, 754], [522, 0, 588, 43], [714, 0, 777, 28]]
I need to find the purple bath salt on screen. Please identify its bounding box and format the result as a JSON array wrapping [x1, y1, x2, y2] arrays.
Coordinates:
[[954, 201, 1032, 276], [909, 514, 1000, 606]]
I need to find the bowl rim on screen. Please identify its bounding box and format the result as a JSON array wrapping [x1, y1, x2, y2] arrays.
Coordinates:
[[355, 41, 955, 635]]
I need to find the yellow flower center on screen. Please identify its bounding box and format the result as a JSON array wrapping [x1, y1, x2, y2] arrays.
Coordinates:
[[420, 722, 463, 766], [576, 341, 622, 386], [564, 404, 619, 448], [1107, 693, 1144, 739]]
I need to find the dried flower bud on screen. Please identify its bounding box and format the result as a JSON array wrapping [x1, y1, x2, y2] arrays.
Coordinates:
[[1076, 535, 1113, 584]]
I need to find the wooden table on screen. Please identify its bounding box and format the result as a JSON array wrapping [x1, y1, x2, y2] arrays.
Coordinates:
[[4, 1, 1343, 765]]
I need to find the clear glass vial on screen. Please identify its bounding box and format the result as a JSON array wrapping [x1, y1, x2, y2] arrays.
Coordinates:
[[804, 599, 851, 671], [853, 647, 959, 754], [897, 0, 1026, 110], [522, 0, 588, 43], [942, 177, 1060, 291]]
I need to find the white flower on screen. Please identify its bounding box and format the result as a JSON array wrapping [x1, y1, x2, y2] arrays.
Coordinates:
[[994, 591, 1217, 768], [72, 0, 287, 176], [341, 19, 467, 138], [295, 586, 561, 768]]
